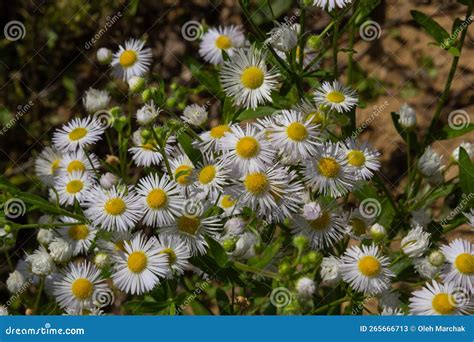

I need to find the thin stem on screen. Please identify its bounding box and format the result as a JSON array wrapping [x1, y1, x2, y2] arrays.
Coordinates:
[[314, 297, 348, 314], [332, 10, 339, 78], [34, 277, 45, 314], [234, 261, 280, 279], [4, 251, 13, 271], [266, 0, 275, 19], [16, 222, 84, 230]]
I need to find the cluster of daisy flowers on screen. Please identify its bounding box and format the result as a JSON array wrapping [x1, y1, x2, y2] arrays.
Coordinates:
[[3, 7, 474, 315]]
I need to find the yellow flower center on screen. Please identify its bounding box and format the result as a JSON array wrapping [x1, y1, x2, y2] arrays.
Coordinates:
[[68, 225, 89, 240], [215, 35, 232, 49], [71, 278, 93, 300], [66, 180, 84, 194], [119, 50, 138, 67], [127, 251, 148, 273], [306, 111, 324, 126], [51, 159, 61, 173], [347, 150, 366, 167], [358, 256, 381, 277], [160, 247, 177, 265], [309, 212, 330, 231], [220, 195, 236, 209], [67, 160, 86, 173], [244, 172, 268, 195], [240, 66, 264, 90], [210, 125, 230, 139], [104, 197, 126, 215], [326, 91, 345, 104], [454, 253, 474, 274], [177, 216, 201, 236], [146, 189, 167, 209], [142, 143, 155, 151], [351, 218, 367, 236], [286, 122, 308, 142], [318, 157, 340, 178], [236, 136, 259, 158], [174, 165, 193, 185], [68, 128, 87, 141], [432, 293, 456, 315], [199, 165, 217, 184]]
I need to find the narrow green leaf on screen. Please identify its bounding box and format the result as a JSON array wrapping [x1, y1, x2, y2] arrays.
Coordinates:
[[411, 10, 450, 44], [236, 106, 277, 121]]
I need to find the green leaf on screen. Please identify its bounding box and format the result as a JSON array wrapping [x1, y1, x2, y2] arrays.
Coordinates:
[[206, 236, 229, 267], [176, 132, 202, 164], [236, 106, 277, 122], [448, 46, 460, 57], [390, 255, 413, 277], [357, 0, 382, 22], [421, 182, 456, 207], [458, 147, 474, 208], [247, 238, 282, 269], [431, 123, 474, 140], [410, 10, 450, 44], [184, 57, 222, 95], [354, 182, 396, 228], [215, 288, 231, 315], [457, 0, 471, 6]]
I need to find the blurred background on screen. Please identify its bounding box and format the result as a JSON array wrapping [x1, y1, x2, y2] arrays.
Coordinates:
[[0, 0, 473, 298]]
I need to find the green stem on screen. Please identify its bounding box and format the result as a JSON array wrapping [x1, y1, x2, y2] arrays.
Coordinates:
[[34, 277, 45, 314], [16, 222, 84, 230], [423, 3, 472, 147], [4, 251, 13, 271], [266, 0, 275, 19], [332, 10, 339, 78], [314, 297, 348, 314], [234, 261, 280, 279]]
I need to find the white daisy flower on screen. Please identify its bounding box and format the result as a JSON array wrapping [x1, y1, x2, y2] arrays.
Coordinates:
[[35, 146, 63, 186], [83, 186, 142, 232], [136, 174, 184, 227], [55, 171, 94, 206], [59, 216, 98, 256], [291, 201, 346, 250], [464, 209, 474, 227], [169, 153, 195, 191], [181, 104, 208, 127], [199, 25, 246, 65], [401, 225, 431, 258], [198, 123, 233, 153], [237, 165, 299, 221], [129, 130, 175, 167], [155, 234, 191, 277], [440, 239, 474, 292], [342, 138, 380, 180], [312, 0, 352, 11], [221, 124, 275, 175], [192, 154, 232, 198], [136, 102, 161, 126], [82, 88, 110, 114], [60, 150, 100, 175], [314, 81, 357, 113], [320, 255, 342, 285], [161, 209, 222, 256], [270, 109, 321, 162], [220, 46, 279, 109], [54, 261, 109, 311], [111, 38, 152, 81], [112, 233, 168, 295], [218, 190, 242, 216], [304, 142, 356, 198], [341, 244, 394, 295], [52, 117, 105, 152], [409, 280, 472, 315]]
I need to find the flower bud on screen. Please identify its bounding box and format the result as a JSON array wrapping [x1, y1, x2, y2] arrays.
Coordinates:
[[128, 76, 145, 93], [428, 250, 445, 267], [96, 47, 112, 64]]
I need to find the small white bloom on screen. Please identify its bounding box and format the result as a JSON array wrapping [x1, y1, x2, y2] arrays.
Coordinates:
[[199, 26, 246, 65], [296, 277, 316, 298], [182, 104, 208, 126], [266, 23, 298, 52], [314, 81, 358, 113], [83, 88, 110, 114], [397, 103, 416, 129], [135, 102, 161, 126], [369, 223, 386, 240], [111, 38, 152, 81], [48, 238, 73, 263], [97, 47, 112, 64], [100, 172, 118, 190], [429, 250, 445, 266], [410, 208, 431, 228], [128, 76, 145, 93], [413, 256, 440, 279], [320, 256, 342, 286], [7, 270, 27, 294], [232, 232, 258, 260], [37, 228, 55, 246], [302, 201, 323, 221], [25, 246, 55, 276], [94, 252, 110, 269], [418, 146, 443, 177], [440, 238, 474, 292], [223, 217, 247, 237], [401, 225, 430, 258]]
